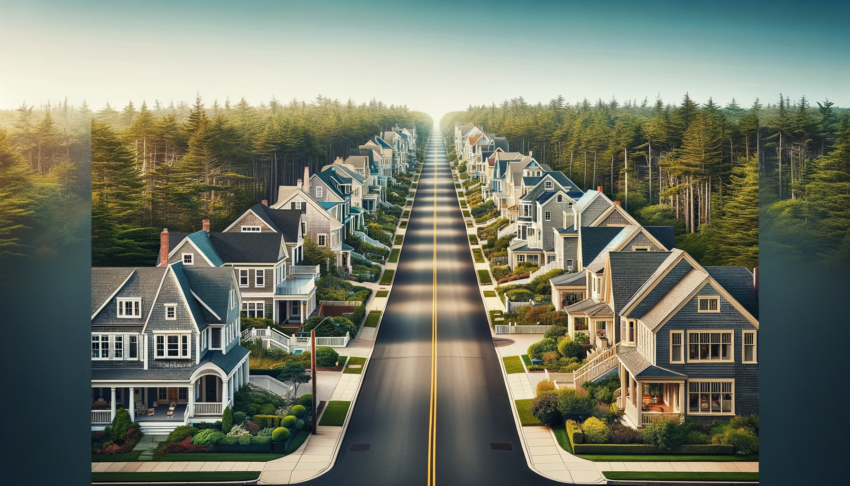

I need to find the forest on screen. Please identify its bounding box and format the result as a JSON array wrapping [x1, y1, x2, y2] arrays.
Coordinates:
[[441, 95, 850, 269]]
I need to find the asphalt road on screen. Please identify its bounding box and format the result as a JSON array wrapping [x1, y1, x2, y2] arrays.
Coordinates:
[[307, 135, 561, 486]]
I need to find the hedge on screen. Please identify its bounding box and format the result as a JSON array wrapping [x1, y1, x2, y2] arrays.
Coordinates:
[[566, 420, 584, 445], [572, 443, 736, 455], [211, 435, 272, 453], [253, 415, 281, 429]]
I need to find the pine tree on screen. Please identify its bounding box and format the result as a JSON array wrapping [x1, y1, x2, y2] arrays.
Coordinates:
[[705, 157, 758, 268], [0, 131, 34, 256]]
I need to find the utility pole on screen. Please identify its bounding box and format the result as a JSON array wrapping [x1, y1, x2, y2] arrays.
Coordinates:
[[311, 329, 318, 434]]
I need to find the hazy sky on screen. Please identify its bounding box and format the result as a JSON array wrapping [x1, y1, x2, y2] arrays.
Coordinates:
[[2, 0, 848, 121]]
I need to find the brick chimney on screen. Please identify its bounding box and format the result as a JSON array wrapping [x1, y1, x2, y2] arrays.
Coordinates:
[[160, 228, 169, 267], [202, 218, 210, 233], [614, 201, 621, 206], [753, 267, 759, 293], [303, 166, 310, 194], [597, 186, 603, 192], [261, 199, 268, 206]]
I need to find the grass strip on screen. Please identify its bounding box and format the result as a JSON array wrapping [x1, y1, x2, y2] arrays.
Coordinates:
[[399, 221, 407, 229], [469, 234, 478, 245], [364, 310, 382, 327], [402, 210, 410, 218], [286, 430, 310, 454], [376, 290, 389, 298], [92, 472, 260, 482], [483, 290, 496, 297], [336, 355, 348, 368], [581, 454, 760, 462], [514, 399, 542, 426], [319, 400, 351, 426], [477, 269, 492, 285], [344, 356, 367, 374], [601, 472, 759, 482], [521, 354, 532, 366], [488, 310, 503, 327], [503, 356, 525, 374], [394, 234, 403, 245], [379, 269, 395, 285], [159, 453, 284, 462], [552, 425, 573, 453], [389, 248, 400, 263], [460, 200, 468, 208], [462, 210, 471, 217], [473, 248, 485, 263]]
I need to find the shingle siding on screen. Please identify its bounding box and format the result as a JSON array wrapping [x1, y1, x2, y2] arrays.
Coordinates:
[[632, 259, 694, 317], [541, 198, 574, 251], [168, 241, 213, 268], [622, 232, 664, 252], [598, 209, 629, 226], [581, 197, 610, 226], [228, 212, 274, 232]]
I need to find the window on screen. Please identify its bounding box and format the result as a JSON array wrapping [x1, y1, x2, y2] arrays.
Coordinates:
[[155, 334, 191, 358], [242, 301, 264, 318], [255, 269, 265, 287], [566, 259, 574, 270], [291, 201, 302, 210], [291, 301, 299, 314], [557, 195, 563, 202], [318, 234, 327, 247], [545, 180, 553, 189], [698, 296, 720, 313], [229, 289, 236, 309], [91, 335, 110, 359], [116, 298, 141, 318], [517, 255, 525, 263], [688, 380, 734, 414], [544, 210, 551, 221], [315, 187, 324, 198], [211, 327, 222, 349], [670, 331, 684, 363], [114, 335, 123, 358], [241, 226, 261, 232], [628, 321, 636, 345], [182, 253, 194, 265], [688, 331, 733, 362], [239, 269, 249, 287], [158, 388, 167, 400], [179, 388, 187, 400], [164, 304, 177, 320], [743, 331, 757, 363], [201, 329, 207, 350], [633, 246, 650, 251], [301, 222, 307, 235], [128, 335, 138, 359]]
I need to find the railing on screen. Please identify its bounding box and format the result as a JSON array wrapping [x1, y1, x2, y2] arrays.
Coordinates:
[[316, 332, 351, 347], [320, 300, 362, 307], [91, 410, 111, 424], [354, 230, 390, 251], [642, 412, 683, 426], [276, 279, 315, 295], [494, 324, 551, 334], [595, 334, 610, 350], [625, 394, 639, 426], [498, 222, 516, 238], [529, 260, 561, 280], [288, 264, 321, 280], [183, 404, 190, 424], [194, 402, 224, 415], [573, 343, 620, 390], [527, 234, 543, 250], [249, 374, 293, 398]]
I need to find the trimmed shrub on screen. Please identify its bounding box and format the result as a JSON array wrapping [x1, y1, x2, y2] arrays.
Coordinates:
[[221, 407, 233, 434], [164, 436, 210, 454], [291, 404, 307, 418], [530, 391, 562, 425], [610, 422, 641, 444], [259, 403, 277, 416], [712, 428, 759, 454], [210, 435, 272, 453], [542, 351, 560, 364], [557, 338, 583, 359], [639, 419, 689, 450], [167, 425, 198, 444], [233, 411, 247, 425], [191, 429, 224, 446], [582, 417, 611, 444], [281, 415, 298, 428], [272, 427, 291, 442], [258, 428, 274, 437], [111, 408, 132, 441], [557, 388, 596, 415], [316, 347, 340, 367], [536, 379, 556, 395], [194, 421, 222, 431], [571, 443, 735, 455], [506, 288, 534, 302], [566, 420, 584, 445], [299, 394, 313, 408], [247, 403, 261, 416], [527, 337, 558, 359], [544, 326, 569, 340], [253, 415, 281, 429]]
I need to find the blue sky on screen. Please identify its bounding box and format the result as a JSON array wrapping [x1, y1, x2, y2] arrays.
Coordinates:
[[1, 0, 848, 120]]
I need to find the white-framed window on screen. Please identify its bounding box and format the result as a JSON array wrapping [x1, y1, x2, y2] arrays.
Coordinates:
[[239, 269, 249, 287], [128, 335, 138, 359], [698, 296, 720, 313], [201, 329, 207, 351], [557, 195, 563, 202], [155, 333, 191, 359], [318, 234, 327, 247], [210, 327, 222, 350], [670, 330, 684, 363], [92, 334, 139, 360], [182, 253, 194, 265], [255, 269, 265, 287], [544, 210, 551, 221], [116, 298, 141, 318], [241, 226, 261, 232], [517, 255, 525, 263], [242, 301, 264, 318], [627, 320, 636, 345], [91, 334, 110, 359], [228, 289, 236, 309], [291, 301, 299, 314], [292, 201, 302, 210], [158, 388, 167, 400], [688, 380, 734, 415], [743, 331, 757, 363], [545, 180, 553, 189], [687, 331, 733, 362], [633, 246, 650, 251], [113, 335, 123, 358], [164, 304, 177, 320], [301, 221, 307, 235], [315, 186, 324, 198]]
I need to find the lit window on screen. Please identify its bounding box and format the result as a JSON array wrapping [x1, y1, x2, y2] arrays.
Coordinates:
[[116, 298, 141, 318], [688, 381, 733, 415], [698, 296, 720, 313]]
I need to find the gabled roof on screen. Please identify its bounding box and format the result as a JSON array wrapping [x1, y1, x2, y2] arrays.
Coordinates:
[[619, 347, 687, 378], [185, 231, 226, 266], [169, 231, 286, 264], [645, 226, 676, 250], [584, 227, 643, 272], [564, 299, 614, 317], [91, 268, 136, 315], [550, 269, 587, 287], [319, 201, 341, 209], [544, 172, 584, 198], [573, 189, 607, 213], [619, 250, 687, 316], [459, 123, 476, 136], [522, 176, 542, 187], [183, 266, 234, 324], [375, 136, 392, 149], [536, 191, 559, 204], [170, 261, 208, 328], [244, 204, 301, 243], [580, 227, 625, 264], [703, 266, 758, 319], [607, 252, 672, 313], [639, 268, 709, 331]]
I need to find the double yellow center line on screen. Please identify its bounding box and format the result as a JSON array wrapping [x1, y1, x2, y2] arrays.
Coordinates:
[[427, 142, 438, 486]]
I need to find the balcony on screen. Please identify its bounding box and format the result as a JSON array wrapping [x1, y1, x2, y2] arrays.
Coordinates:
[[287, 264, 321, 280], [276, 276, 316, 296]]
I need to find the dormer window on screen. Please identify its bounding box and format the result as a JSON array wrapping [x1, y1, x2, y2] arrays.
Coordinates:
[[117, 298, 141, 318], [545, 180, 553, 189], [241, 226, 261, 233], [182, 253, 194, 265], [316, 187, 324, 198], [698, 296, 720, 313], [164, 304, 177, 320]]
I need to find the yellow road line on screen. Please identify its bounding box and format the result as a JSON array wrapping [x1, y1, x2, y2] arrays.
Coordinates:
[[427, 141, 438, 486]]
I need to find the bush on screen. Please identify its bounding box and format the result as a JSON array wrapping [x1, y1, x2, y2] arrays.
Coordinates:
[[316, 347, 340, 367], [560, 362, 584, 373], [111, 408, 132, 442], [259, 403, 277, 416], [544, 326, 569, 339], [557, 388, 596, 415], [639, 419, 688, 450], [167, 426, 199, 444], [258, 428, 274, 437], [530, 391, 562, 425], [574, 332, 590, 344], [253, 415, 281, 429], [571, 443, 735, 455], [299, 394, 313, 408], [243, 421, 261, 436], [194, 421, 222, 431], [281, 415, 298, 428], [164, 436, 210, 454], [527, 337, 558, 359], [221, 407, 233, 434], [210, 435, 273, 453], [506, 288, 534, 302], [536, 379, 555, 394], [191, 429, 224, 446], [247, 404, 260, 416], [610, 423, 641, 444], [712, 428, 759, 454], [233, 411, 247, 425], [582, 417, 611, 444], [557, 338, 583, 359], [728, 415, 759, 435], [592, 386, 614, 404], [566, 420, 584, 444], [542, 351, 560, 364], [291, 404, 307, 418], [272, 427, 291, 442]]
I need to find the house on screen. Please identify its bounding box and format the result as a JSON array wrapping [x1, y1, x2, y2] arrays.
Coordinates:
[[309, 165, 364, 235], [324, 158, 371, 211], [160, 216, 318, 325], [565, 249, 758, 428], [454, 121, 477, 159], [91, 262, 249, 433]]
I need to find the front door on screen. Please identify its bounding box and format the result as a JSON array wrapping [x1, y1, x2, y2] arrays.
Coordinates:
[[205, 375, 217, 402], [168, 387, 179, 403], [291, 300, 300, 318]]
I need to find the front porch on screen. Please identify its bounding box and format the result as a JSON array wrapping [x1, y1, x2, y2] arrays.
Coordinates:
[[274, 281, 317, 324], [616, 351, 686, 428]]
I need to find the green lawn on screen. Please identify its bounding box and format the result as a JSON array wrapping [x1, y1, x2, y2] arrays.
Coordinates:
[[319, 400, 351, 426], [394, 235, 403, 245], [521, 354, 532, 366], [455, 183, 461, 188], [399, 221, 407, 229], [488, 310, 503, 327], [92, 472, 261, 482], [287, 430, 310, 454], [402, 210, 410, 218], [344, 356, 367, 374], [460, 200, 468, 208], [91, 451, 142, 462], [552, 425, 573, 453], [515, 399, 542, 426], [457, 191, 464, 197], [389, 248, 400, 263], [477, 269, 492, 285], [468, 234, 478, 245], [483, 290, 496, 297], [379, 269, 395, 285], [502, 356, 525, 374], [462, 210, 471, 217], [580, 454, 760, 462], [376, 290, 389, 298], [160, 453, 284, 462], [364, 310, 382, 327], [473, 248, 485, 263], [602, 472, 759, 482]]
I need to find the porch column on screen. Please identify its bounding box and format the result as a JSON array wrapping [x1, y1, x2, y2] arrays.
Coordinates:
[[110, 387, 116, 422], [244, 361, 250, 386], [619, 364, 627, 410], [301, 302, 306, 324], [568, 314, 575, 337], [221, 377, 229, 408], [678, 381, 686, 414], [129, 387, 135, 416], [629, 375, 636, 407], [187, 384, 194, 418]]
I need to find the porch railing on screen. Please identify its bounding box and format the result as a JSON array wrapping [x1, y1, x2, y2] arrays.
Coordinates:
[[249, 374, 292, 398], [91, 410, 111, 424], [494, 324, 551, 334], [529, 260, 561, 280], [498, 222, 516, 239], [194, 402, 224, 415], [276, 279, 315, 296], [288, 264, 321, 280], [574, 343, 620, 391]]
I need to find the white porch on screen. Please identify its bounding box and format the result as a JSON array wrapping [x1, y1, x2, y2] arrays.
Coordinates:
[[617, 361, 685, 428]]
